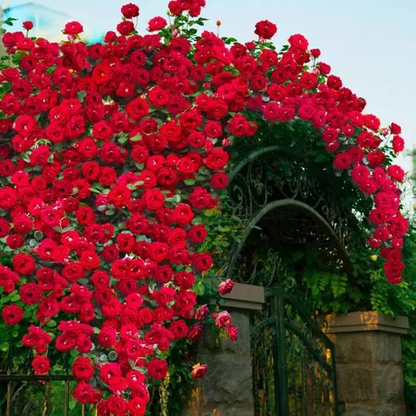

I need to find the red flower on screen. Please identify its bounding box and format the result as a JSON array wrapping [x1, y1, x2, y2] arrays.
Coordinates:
[[387, 165, 405, 182], [148, 17, 167, 32], [121, 3, 140, 19], [2, 304, 24, 325], [32, 356, 50, 375], [390, 123, 402, 135], [23, 21, 34, 31], [64, 21, 84, 35], [254, 20, 277, 39], [191, 363, 208, 378], [147, 358, 168, 380], [73, 357, 94, 381], [288, 34, 309, 51], [72, 382, 102, 404], [219, 279, 235, 296], [392, 136, 404, 153], [117, 21, 135, 36]]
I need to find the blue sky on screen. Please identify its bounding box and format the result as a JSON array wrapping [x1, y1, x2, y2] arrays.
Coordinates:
[[2, 0, 416, 178]]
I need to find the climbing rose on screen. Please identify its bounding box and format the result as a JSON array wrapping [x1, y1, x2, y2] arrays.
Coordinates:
[[254, 20, 277, 39], [31, 356, 50, 375], [2, 304, 24, 325], [218, 279, 235, 296], [191, 363, 208, 378]]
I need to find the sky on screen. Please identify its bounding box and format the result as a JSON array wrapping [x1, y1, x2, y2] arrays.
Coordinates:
[[1, 0, 416, 196]]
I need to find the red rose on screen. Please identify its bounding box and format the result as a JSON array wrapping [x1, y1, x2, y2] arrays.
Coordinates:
[[254, 20, 277, 39], [367, 150, 386, 167], [333, 152, 351, 170], [219, 279, 235, 296], [148, 17, 167, 32], [121, 3, 140, 18], [169, 319, 189, 339], [126, 98, 149, 120], [127, 397, 147, 416], [384, 260, 404, 284], [13, 253, 36, 275], [80, 251, 101, 270], [117, 21, 135, 36], [2, 32, 17, 48], [64, 21, 84, 35], [192, 252, 213, 271], [392, 136, 404, 153], [107, 396, 127, 416], [98, 327, 117, 348], [288, 34, 309, 51], [6, 234, 24, 249], [72, 357, 94, 381], [205, 149, 229, 170], [23, 21, 34, 31], [209, 172, 229, 190], [72, 382, 102, 404], [173, 204, 194, 226], [215, 311, 231, 328], [390, 123, 402, 135], [2, 304, 24, 325], [226, 324, 239, 341], [0, 218, 11, 238], [19, 282, 42, 305], [143, 189, 165, 211], [191, 363, 208, 378], [387, 165, 405, 182], [187, 225, 208, 244], [147, 358, 168, 380], [32, 356, 50, 375]]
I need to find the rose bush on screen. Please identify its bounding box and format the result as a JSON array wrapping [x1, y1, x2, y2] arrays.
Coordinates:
[[0, 0, 408, 414]]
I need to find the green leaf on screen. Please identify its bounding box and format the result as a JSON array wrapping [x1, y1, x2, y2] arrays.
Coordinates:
[[0, 342, 9, 352], [194, 281, 205, 296], [130, 135, 142, 142]]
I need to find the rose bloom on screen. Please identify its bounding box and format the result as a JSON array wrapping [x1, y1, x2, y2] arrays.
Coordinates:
[[64, 21, 84, 35], [191, 363, 208, 378], [215, 311, 232, 328], [226, 324, 239, 341], [147, 358, 168, 380], [148, 17, 167, 31], [23, 21, 34, 30], [218, 279, 235, 296], [31, 356, 50, 375], [72, 357, 94, 381], [2, 304, 24, 325], [121, 3, 140, 18], [254, 20, 277, 39]]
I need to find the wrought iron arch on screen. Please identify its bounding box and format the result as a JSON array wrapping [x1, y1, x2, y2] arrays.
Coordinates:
[[226, 199, 352, 282]]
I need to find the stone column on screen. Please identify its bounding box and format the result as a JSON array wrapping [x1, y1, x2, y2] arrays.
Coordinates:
[[182, 283, 264, 416], [323, 311, 409, 416]]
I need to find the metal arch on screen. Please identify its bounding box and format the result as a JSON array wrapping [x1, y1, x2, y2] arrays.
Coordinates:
[[226, 199, 352, 281], [228, 145, 298, 184]]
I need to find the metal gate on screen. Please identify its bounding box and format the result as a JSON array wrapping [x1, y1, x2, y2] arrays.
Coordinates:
[[252, 288, 339, 416]]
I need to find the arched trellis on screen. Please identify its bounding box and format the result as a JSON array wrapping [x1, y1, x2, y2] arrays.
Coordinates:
[[226, 144, 367, 258], [226, 198, 352, 282]]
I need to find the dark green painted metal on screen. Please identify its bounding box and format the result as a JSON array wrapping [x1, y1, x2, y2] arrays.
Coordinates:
[[228, 145, 296, 183], [252, 289, 340, 416], [227, 199, 352, 281]]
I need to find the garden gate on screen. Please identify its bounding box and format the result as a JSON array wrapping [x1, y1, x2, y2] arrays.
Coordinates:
[[226, 144, 360, 415]]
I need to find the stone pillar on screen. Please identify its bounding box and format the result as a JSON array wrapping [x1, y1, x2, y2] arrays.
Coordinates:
[[182, 283, 264, 416], [323, 311, 409, 416]]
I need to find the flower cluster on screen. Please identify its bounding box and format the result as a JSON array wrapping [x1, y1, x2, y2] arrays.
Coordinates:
[[0, 0, 408, 413]]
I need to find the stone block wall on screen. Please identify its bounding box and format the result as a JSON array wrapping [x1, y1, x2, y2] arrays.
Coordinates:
[[325, 312, 409, 416], [182, 310, 254, 416], [182, 283, 264, 416]]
